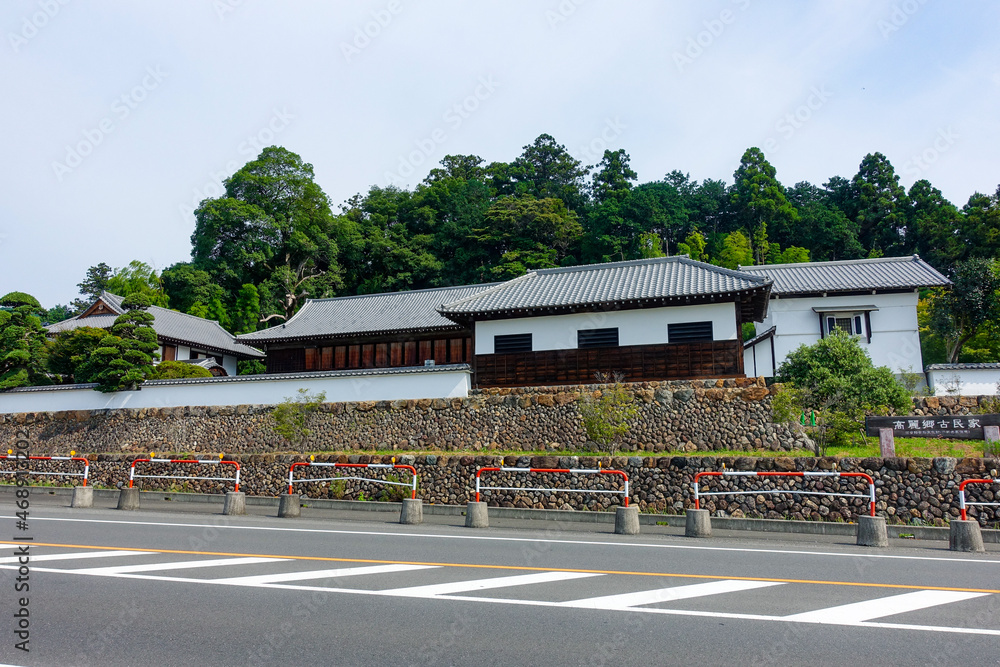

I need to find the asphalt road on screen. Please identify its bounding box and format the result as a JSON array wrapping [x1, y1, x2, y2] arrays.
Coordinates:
[[1, 494, 999, 667]]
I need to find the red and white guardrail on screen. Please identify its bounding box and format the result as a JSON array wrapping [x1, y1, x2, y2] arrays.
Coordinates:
[[1, 454, 90, 486], [287, 460, 418, 499], [693, 470, 876, 517], [958, 478, 1000, 521], [129, 456, 241, 492], [475, 466, 630, 507]]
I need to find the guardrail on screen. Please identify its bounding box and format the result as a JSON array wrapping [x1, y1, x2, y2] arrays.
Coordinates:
[[693, 470, 876, 517], [287, 461, 418, 499], [475, 467, 630, 507], [958, 478, 1000, 520], [129, 458, 241, 492], [1, 454, 90, 486]]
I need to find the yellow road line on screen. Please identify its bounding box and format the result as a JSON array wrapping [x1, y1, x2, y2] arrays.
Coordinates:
[[3, 540, 999, 594]]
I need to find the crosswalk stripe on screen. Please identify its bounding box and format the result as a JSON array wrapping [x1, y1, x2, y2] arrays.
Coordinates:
[[563, 579, 785, 610], [71, 556, 288, 575], [0, 550, 147, 564], [785, 590, 990, 624], [380, 571, 601, 597], [214, 563, 438, 585]]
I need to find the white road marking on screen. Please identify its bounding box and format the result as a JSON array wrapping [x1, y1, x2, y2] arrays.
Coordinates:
[[30, 516, 1000, 566], [213, 563, 437, 585], [785, 589, 989, 624], [0, 550, 146, 564], [71, 556, 286, 574], [4, 563, 999, 637], [380, 571, 600, 597], [563, 579, 784, 609]]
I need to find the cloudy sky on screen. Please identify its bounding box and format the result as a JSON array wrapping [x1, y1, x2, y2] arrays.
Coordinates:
[[2, 1, 998, 308]]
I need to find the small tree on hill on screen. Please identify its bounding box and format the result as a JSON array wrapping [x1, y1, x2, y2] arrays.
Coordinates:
[[578, 372, 640, 454], [270, 389, 327, 451], [0, 292, 50, 388], [85, 294, 159, 392]]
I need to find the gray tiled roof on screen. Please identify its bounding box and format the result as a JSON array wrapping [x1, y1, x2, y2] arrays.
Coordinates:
[[46, 292, 264, 359], [739, 255, 950, 295], [926, 363, 1000, 371], [438, 257, 770, 318], [238, 284, 498, 343]]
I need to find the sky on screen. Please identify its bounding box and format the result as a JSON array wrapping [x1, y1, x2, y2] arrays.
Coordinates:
[[2, 1, 998, 308]]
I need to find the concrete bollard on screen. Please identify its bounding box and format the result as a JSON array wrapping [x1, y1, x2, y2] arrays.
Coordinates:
[[685, 508, 712, 538], [117, 487, 141, 511], [856, 515, 889, 547], [465, 501, 489, 528], [223, 491, 246, 516], [614, 505, 640, 535], [949, 519, 986, 553], [278, 493, 301, 518], [400, 498, 423, 525], [71, 486, 93, 508]]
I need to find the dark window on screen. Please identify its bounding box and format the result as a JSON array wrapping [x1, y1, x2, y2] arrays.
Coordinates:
[[494, 333, 533, 353], [668, 321, 714, 343], [577, 328, 619, 349]]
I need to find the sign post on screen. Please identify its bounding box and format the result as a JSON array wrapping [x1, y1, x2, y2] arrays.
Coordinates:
[[866, 414, 1000, 454]]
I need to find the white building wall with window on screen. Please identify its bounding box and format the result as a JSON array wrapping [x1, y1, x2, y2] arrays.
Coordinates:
[[474, 302, 738, 354], [745, 291, 923, 376]]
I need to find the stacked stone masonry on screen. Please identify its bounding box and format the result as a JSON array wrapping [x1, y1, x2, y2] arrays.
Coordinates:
[[0, 379, 809, 455], [4, 453, 998, 527]]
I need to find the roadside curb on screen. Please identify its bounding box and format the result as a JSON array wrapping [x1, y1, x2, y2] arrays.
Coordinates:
[[8, 486, 999, 543]]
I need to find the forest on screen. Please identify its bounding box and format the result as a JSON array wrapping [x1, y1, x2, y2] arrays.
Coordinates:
[[38, 134, 1000, 367]]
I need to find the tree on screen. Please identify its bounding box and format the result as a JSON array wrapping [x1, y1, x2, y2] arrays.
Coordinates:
[[161, 263, 225, 316], [191, 147, 343, 321], [676, 230, 708, 262], [85, 294, 159, 393], [958, 186, 1000, 260], [232, 284, 261, 334], [508, 134, 590, 212], [775, 330, 911, 447], [577, 372, 640, 455], [906, 180, 963, 270], [715, 230, 753, 269], [0, 292, 50, 388], [106, 261, 170, 307], [47, 326, 107, 383], [730, 147, 798, 262], [71, 263, 113, 312], [270, 389, 327, 452], [475, 196, 583, 279], [928, 258, 1000, 363], [149, 361, 213, 380], [851, 152, 909, 255], [591, 149, 637, 205], [45, 304, 73, 324]]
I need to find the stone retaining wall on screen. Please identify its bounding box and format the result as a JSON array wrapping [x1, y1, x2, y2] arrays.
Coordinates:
[[0, 379, 813, 455], [7, 453, 998, 527]]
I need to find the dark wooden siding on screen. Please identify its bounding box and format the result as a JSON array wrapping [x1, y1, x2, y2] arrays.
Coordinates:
[[474, 340, 743, 387], [265, 336, 474, 374]]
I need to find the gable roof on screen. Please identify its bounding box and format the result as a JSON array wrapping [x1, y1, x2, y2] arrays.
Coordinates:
[[738, 255, 950, 296], [47, 292, 264, 359], [237, 284, 499, 344], [438, 256, 772, 322]]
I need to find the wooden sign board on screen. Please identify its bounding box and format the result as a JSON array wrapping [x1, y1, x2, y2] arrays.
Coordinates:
[[865, 414, 1000, 440]]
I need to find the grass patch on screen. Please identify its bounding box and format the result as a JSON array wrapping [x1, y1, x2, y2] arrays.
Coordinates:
[[825, 437, 988, 459]]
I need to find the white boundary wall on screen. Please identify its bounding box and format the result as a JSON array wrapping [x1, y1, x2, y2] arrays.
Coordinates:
[[0, 367, 471, 414], [927, 366, 1000, 396]]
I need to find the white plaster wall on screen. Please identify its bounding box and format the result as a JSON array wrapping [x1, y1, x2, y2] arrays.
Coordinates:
[[743, 339, 776, 378], [177, 345, 192, 360], [0, 369, 470, 414], [222, 355, 238, 376], [760, 292, 923, 375], [474, 303, 738, 355], [927, 369, 1000, 396]]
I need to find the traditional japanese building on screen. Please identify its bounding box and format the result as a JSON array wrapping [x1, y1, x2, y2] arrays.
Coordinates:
[[239, 257, 773, 387], [47, 292, 264, 376]]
